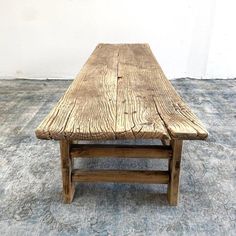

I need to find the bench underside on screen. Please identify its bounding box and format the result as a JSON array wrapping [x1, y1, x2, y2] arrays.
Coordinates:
[[60, 139, 183, 206]]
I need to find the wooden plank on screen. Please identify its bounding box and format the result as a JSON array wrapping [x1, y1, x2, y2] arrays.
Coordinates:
[[167, 140, 183, 206], [35, 44, 119, 140], [72, 170, 169, 184], [70, 144, 172, 159], [117, 44, 208, 140], [60, 140, 74, 203], [116, 44, 170, 140]]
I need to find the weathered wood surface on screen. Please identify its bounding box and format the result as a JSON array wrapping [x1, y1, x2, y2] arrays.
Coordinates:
[[72, 169, 169, 184], [35, 44, 208, 141], [167, 140, 183, 205], [60, 140, 75, 203], [70, 144, 172, 159]]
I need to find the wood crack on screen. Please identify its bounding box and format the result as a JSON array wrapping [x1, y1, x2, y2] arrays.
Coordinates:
[[152, 97, 172, 139], [114, 46, 120, 138]]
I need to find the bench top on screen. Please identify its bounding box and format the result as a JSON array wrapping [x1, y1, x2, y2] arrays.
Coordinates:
[[35, 43, 208, 141]]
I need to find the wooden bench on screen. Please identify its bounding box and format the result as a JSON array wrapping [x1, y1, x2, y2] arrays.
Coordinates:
[[35, 44, 208, 206]]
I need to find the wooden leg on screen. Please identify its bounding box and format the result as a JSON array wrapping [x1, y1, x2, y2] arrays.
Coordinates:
[[167, 140, 183, 206], [58, 141, 183, 205], [60, 140, 75, 203]]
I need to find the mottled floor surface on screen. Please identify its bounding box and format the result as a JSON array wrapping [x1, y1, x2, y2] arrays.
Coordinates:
[[0, 79, 235, 236]]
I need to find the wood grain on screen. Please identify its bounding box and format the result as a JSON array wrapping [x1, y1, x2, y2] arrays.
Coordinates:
[[116, 44, 170, 139], [117, 44, 208, 140], [167, 140, 183, 205], [36, 44, 119, 140], [72, 169, 169, 184], [60, 140, 74, 203], [35, 43, 208, 141], [70, 144, 172, 159]]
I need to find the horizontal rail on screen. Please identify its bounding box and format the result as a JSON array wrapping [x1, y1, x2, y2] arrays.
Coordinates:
[[72, 169, 169, 184], [70, 144, 172, 159]]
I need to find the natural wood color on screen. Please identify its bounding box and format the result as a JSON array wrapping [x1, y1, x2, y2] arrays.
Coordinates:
[[60, 140, 75, 203], [117, 44, 208, 140], [35, 43, 209, 206], [115, 44, 170, 139], [35, 43, 208, 141], [70, 144, 172, 159], [36, 44, 119, 140], [72, 169, 169, 184], [167, 140, 183, 206]]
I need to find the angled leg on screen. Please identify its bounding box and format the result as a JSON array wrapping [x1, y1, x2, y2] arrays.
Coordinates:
[[167, 139, 183, 206], [60, 140, 75, 203]]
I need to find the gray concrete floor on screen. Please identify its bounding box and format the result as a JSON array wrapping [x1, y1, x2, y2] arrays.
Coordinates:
[[0, 79, 235, 235]]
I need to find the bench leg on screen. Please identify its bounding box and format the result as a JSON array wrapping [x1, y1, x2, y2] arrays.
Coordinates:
[[58, 140, 183, 205], [60, 140, 75, 203], [167, 140, 183, 206]]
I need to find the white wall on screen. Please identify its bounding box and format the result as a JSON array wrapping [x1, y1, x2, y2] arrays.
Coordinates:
[[0, 0, 235, 79]]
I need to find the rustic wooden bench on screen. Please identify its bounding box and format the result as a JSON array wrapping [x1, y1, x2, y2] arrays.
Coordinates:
[[35, 44, 208, 206]]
